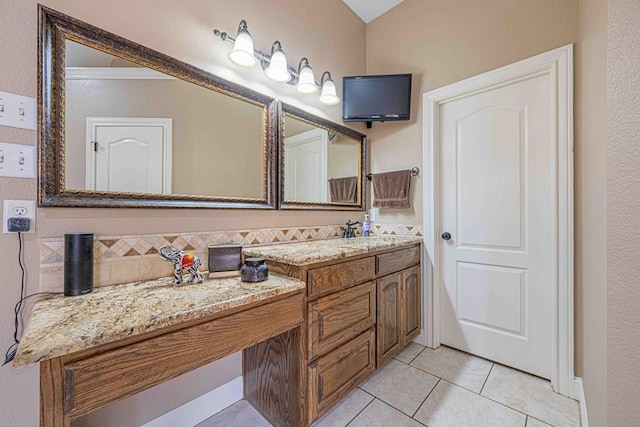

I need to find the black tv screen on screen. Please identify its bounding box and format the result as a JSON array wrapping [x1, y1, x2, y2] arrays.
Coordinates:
[[343, 74, 412, 123]]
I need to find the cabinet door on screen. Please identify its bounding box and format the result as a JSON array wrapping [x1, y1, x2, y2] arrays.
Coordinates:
[[401, 265, 421, 345], [377, 273, 401, 366]]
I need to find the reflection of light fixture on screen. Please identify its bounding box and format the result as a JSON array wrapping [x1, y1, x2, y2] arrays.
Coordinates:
[[296, 58, 317, 94], [319, 72, 340, 105], [265, 41, 291, 82], [214, 20, 339, 105], [227, 20, 256, 67]]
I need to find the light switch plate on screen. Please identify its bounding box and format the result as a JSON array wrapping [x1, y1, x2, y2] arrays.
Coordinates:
[[0, 90, 37, 130], [0, 142, 36, 178]]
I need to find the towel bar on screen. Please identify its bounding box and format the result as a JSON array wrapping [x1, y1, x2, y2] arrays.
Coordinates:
[[366, 166, 419, 181]]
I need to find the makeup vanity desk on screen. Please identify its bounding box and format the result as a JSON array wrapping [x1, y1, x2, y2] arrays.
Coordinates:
[[14, 275, 306, 427]]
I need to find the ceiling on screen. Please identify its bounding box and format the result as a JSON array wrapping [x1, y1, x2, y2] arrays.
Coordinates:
[[342, 0, 405, 24]]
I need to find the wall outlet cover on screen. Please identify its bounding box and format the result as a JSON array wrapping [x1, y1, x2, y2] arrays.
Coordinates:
[[3, 200, 36, 233]]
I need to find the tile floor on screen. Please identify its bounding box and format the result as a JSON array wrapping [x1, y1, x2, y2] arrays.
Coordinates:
[[198, 344, 580, 427]]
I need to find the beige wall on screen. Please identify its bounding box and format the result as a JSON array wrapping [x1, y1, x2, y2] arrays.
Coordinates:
[[607, 0, 640, 425], [576, 0, 608, 424], [66, 78, 264, 198], [0, 1, 365, 425]]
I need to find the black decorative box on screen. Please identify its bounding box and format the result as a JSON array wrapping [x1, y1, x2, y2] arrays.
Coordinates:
[[207, 242, 243, 278]]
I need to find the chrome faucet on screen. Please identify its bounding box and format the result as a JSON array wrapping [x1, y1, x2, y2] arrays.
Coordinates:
[[341, 220, 361, 238]]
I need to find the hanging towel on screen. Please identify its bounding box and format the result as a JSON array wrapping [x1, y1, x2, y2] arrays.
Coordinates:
[[329, 176, 358, 203], [372, 170, 411, 208]]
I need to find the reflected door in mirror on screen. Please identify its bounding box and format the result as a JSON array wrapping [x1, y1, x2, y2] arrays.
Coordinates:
[[85, 118, 172, 194], [284, 129, 328, 202]]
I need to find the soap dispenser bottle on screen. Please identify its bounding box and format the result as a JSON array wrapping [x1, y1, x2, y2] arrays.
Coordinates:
[[363, 214, 371, 237]]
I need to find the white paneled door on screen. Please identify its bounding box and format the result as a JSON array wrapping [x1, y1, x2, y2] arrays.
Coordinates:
[[425, 45, 573, 394], [438, 68, 555, 379]]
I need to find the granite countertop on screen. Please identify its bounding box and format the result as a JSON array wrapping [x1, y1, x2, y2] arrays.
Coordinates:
[[13, 274, 305, 366], [244, 235, 423, 266]]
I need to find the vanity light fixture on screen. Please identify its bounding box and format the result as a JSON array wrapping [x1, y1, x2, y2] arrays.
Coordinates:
[[214, 20, 339, 105], [264, 41, 291, 82], [296, 58, 318, 94], [319, 71, 340, 105], [227, 20, 257, 67]]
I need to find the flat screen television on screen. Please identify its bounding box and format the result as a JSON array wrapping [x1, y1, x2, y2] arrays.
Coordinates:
[[342, 74, 412, 126]]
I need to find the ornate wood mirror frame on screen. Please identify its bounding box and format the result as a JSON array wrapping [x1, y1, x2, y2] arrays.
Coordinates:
[[278, 103, 367, 211], [38, 6, 277, 209]]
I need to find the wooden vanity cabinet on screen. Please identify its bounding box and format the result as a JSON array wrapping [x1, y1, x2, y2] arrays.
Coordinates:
[[263, 242, 422, 424]]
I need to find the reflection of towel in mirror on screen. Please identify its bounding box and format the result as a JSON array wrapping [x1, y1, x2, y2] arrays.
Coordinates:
[[329, 176, 358, 203], [372, 170, 411, 208]]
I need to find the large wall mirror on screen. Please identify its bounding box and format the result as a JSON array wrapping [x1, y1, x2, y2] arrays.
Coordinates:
[[279, 104, 367, 210], [39, 6, 277, 208]]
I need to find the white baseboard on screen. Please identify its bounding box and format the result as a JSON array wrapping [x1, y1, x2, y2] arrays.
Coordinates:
[[574, 377, 589, 427], [142, 376, 243, 427]]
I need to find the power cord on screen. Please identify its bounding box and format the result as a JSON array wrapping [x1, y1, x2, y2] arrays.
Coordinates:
[[3, 232, 62, 366]]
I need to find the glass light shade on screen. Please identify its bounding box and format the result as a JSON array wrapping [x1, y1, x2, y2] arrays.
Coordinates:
[[228, 31, 256, 67], [319, 79, 340, 105], [296, 66, 317, 94], [265, 50, 291, 82]]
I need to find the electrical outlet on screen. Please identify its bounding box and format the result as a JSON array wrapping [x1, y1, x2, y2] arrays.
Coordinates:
[[13, 206, 28, 216], [3, 200, 36, 233]]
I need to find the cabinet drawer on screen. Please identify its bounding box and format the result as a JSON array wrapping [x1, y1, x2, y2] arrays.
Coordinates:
[[308, 281, 376, 360], [308, 257, 375, 298], [308, 329, 376, 422], [377, 245, 420, 276]]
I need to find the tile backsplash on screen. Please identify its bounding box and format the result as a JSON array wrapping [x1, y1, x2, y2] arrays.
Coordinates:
[[39, 224, 423, 292]]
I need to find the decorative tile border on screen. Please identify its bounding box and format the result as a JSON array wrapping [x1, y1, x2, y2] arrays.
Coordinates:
[[39, 224, 423, 292], [372, 224, 423, 237]]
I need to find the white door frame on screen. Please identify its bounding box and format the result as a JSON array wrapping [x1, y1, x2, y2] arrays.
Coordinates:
[[85, 117, 173, 193], [422, 44, 574, 397]]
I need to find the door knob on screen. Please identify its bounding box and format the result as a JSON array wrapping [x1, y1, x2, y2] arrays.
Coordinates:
[[441, 232, 451, 241]]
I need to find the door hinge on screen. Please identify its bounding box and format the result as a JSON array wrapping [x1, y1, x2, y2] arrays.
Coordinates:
[[90, 141, 99, 152]]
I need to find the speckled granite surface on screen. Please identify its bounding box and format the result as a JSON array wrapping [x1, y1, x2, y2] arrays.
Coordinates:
[[243, 236, 423, 266], [13, 274, 304, 366]]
